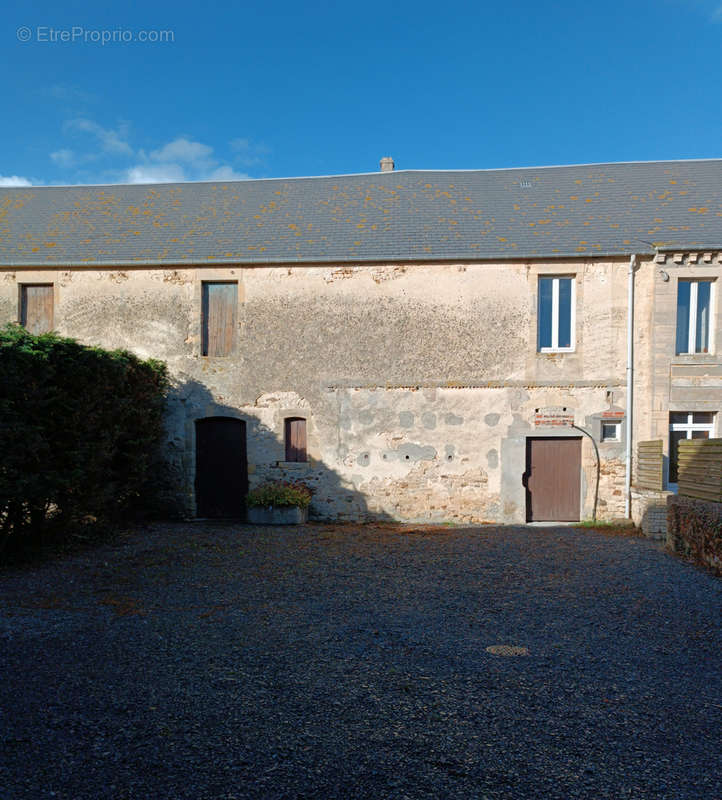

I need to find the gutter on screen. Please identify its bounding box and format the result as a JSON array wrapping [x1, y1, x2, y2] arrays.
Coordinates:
[[0, 249, 660, 270], [625, 254, 638, 518]]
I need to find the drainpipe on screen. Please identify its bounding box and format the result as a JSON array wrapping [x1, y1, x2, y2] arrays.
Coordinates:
[[625, 254, 637, 518]]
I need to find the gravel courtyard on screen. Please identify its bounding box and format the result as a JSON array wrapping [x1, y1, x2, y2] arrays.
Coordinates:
[[1, 522, 720, 800]]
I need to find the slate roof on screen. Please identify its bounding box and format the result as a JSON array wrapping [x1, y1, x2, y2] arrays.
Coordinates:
[[1, 159, 721, 266]]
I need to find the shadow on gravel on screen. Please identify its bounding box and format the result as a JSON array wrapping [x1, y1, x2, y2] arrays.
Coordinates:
[[1, 522, 721, 799]]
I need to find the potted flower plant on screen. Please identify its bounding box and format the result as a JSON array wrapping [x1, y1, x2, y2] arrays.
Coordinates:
[[246, 480, 312, 525]]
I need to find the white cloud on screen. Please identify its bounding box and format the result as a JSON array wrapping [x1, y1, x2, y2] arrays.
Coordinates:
[[125, 136, 253, 183], [229, 137, 270, 167], [0, 175, 32, 187], [124, 164, 187, 184], [45, 121, 264, 184], [123, 161, 250, 185], [150, 137, 213, 164], [207, 166, 250, 181], [63, 118, 132, 156], [50, 149, 78, 168]]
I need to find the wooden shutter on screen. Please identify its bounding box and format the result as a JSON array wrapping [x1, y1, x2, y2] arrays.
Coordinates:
[[285, 418, 307, 462], [678, 438, 722, 502], [635, 440, 663, 491], [20, 284, 54, 334], [202, 282, 237, 356]]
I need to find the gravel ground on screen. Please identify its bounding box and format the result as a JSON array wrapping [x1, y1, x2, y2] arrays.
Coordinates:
[[0, 522, 720, 800]]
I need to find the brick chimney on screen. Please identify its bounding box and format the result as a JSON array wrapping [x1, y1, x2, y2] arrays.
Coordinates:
[[380, 156, 394, 172]]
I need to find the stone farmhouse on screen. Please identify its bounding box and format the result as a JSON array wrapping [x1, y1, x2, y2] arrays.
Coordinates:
[[1, 158, 720, 525]]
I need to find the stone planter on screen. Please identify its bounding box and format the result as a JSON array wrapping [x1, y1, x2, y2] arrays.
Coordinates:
[[247, 505, 308, 525]]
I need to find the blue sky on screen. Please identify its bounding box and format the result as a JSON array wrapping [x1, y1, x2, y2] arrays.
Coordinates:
[[2, 0, 722, 186]]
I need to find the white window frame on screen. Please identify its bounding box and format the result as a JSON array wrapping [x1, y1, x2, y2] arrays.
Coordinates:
[[538, 276, 576, 353], [601, 421, 621, 442], [677, 279, 714, 355], [668, 411, 715, 488]]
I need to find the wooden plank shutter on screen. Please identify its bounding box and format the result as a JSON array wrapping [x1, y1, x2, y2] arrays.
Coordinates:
[[678, 438, 722, 502], [202, 282, 237, 356], [635, 440, 663, 491], [21, 285, 54, 334], [285, 418, 307, 462]]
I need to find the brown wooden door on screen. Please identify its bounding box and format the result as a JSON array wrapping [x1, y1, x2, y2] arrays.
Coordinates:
[[525, 437, 581, 522], [195, 418, 248, 518], [20, 284, 54, 334], [285, 417, 307, 462]]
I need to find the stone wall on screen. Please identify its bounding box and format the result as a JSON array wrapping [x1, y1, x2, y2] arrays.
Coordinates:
[[631, 488, 673, 540], [0, 259, 634, 523], [169, 383, 629, 524], [667, 494, 722, 574]]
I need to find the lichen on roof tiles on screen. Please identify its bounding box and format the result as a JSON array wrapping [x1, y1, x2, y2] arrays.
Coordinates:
[[0, 160, 721, 265]]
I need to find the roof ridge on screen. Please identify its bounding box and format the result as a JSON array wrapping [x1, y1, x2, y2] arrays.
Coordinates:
[[2, 157, 722, 191]]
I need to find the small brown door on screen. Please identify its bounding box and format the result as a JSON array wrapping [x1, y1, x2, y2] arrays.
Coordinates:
[[195, 418, 248, 518], [525, 437, 581, 522], [284, 417, 307, 462]]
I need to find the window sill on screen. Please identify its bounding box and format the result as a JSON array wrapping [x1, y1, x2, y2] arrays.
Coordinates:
[[275, 461, 309, 469], [538, 348, 576, 355], [672, 354, 717, 362]]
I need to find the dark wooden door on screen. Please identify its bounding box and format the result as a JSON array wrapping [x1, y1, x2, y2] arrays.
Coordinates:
[[195, 418, 248, 518], [525, 437, 581, 521]]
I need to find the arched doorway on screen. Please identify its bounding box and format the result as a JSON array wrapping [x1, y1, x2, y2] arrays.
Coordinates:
[[195, 417, 248, 518]]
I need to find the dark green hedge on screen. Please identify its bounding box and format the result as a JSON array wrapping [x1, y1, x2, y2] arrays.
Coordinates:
[[0, 324, 169, 554]]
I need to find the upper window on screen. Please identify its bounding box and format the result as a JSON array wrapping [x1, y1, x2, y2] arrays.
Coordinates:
[[668, 411, 715, 484], [284, 417, 307, 462], [538, 276, 575, 352], [201, 282, 237, 357], [676, 280, 713, 354], [20, 284, 54, 334]]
